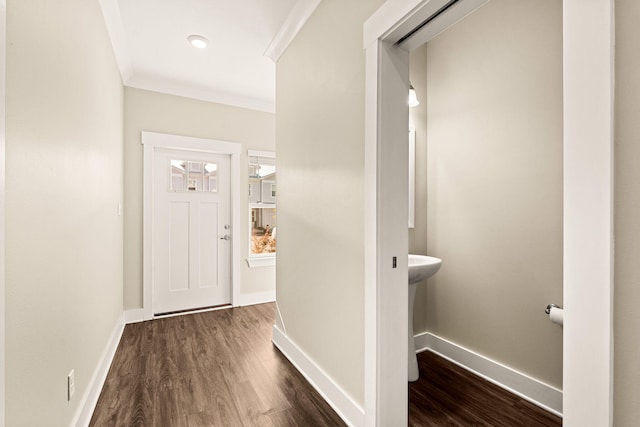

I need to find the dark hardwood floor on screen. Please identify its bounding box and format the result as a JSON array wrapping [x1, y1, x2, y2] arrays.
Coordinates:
[[409, 351, 562, 427], [90, 303, 345, 426], [91, 303, 562, 426]]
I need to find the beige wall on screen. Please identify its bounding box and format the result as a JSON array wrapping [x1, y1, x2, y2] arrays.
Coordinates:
[[614, 0, 640, 424], [123, 87, 275, 310], [276, 0, 384, 406], [409, 44, 429, 332], [413, 0, 564, 388], [5, 0, 124, 425]]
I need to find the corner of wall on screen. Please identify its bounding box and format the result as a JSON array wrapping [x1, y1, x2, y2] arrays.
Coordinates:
[[271, 325, 365, 427], [70, 312, 125, 427]]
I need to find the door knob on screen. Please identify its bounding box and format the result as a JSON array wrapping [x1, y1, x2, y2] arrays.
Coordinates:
[[220, 235, 231, 240]]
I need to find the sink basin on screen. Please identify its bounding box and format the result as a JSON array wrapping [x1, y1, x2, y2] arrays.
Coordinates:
[[408, 255, 442, 284], [408, 254, 443, 382]]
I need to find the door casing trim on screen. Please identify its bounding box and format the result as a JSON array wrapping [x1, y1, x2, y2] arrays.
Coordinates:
[[142, 131, 242, 320]]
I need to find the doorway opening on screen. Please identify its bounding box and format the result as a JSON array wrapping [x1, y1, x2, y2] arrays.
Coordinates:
[[364, 1, 614, 425], [406, 0, 563, 423]]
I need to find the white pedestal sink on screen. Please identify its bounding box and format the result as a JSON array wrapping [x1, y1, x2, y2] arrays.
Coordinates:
[[408, 254, 442, 382]]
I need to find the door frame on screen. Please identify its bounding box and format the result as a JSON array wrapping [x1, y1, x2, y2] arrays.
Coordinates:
[[142, 131, 242, 320], [363, 0, 614, 425], [0, 1, 6, 425]]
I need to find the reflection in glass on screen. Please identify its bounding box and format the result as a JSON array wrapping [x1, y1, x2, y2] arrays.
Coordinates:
[[170, 160, 187, 191], [188, 161, 202, 191], [204, 162, 217, 192], [261, 180, 276, 203], [169, 160, 217, 193]]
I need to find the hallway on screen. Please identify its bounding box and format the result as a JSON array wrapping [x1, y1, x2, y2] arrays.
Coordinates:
[[90, 304, 345, 426]]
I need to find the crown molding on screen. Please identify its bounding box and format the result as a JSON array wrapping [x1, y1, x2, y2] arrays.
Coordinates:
[[98, 0, 134, 83], [99, 0, 277, 113], [126, 73, 276, 113], [264, 0, 322, 62]]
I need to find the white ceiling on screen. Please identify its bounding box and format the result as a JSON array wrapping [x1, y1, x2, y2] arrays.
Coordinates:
[[100, 0, 321, 113]]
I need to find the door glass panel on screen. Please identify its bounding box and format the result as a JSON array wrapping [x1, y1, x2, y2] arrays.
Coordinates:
[[170, 160, 187, 191], [169, 159, 218, 193], [188, 161, 202, 191], [204, 162, 218, 192]]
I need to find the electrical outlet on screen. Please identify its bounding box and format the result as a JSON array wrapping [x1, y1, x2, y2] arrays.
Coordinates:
[[67, 370, 75, 401]]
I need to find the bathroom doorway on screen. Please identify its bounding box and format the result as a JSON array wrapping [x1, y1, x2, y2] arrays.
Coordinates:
[[407, 0, 562, 423], [363, 1, 614, 426]]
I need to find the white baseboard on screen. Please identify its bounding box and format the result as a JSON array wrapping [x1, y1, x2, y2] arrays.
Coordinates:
[[124, 308, 145, 324], [125, 291, 276, 325], [235, 290, 276, 307], [414, 332, 563, 417], [71, 313, 125, 427], [272, 325, 364, 427]]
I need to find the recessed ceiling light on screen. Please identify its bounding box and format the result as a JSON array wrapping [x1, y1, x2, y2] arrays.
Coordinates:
[[187, 34, 208, 49]]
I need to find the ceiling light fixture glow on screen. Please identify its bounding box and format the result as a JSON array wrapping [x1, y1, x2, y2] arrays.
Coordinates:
[[188, 34, 209, 49]]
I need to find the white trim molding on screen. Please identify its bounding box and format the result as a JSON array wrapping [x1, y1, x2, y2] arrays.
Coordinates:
[[272, 326, 365, 427], [70, 314, 125, 427], [125, 74, 276, 114], [246, 255, 276, 268], [235, 290, 276, 307], [363, 0, 489, 50], [414, 332, 563, 417], [264, 0, 323, 62], [0, 2, 6, 425], [98, 0, 133, 82], [124, 309, 145, 324], [562, 1, 614, 424], [141, 131, 242, 320]]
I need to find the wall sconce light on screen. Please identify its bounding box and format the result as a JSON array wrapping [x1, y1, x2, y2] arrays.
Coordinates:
[[409, 84, 420, 107]]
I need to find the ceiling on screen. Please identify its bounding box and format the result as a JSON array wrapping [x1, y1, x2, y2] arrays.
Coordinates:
[[100, 0, 321, 113]]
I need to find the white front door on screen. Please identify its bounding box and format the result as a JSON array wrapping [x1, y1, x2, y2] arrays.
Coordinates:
[[152, 148, 232, 315]]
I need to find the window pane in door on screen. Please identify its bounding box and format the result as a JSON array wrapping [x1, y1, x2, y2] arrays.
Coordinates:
[[169, 160, 218, 193], [170, 160, 187, 191], [204, 162, 218, 192]]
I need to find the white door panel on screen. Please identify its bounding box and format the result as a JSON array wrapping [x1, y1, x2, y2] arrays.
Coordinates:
[[198, 202, 219, 288], [153, 149, 231, 314], [169, 201, 189, 291]]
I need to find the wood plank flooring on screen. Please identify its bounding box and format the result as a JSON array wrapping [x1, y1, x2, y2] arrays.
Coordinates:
[[90, 303, 345, 426], [91, 303, 562, 426], [409, 350, 562, 426]]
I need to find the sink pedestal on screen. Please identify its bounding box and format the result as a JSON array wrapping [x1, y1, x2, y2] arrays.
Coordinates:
[[407, 255, 442, 382], [408, 282, 419, 382]]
